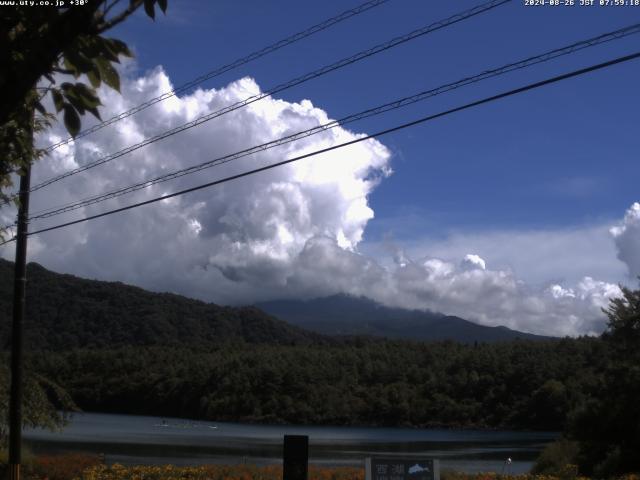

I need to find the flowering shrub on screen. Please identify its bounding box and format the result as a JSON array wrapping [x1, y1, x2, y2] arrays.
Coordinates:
[[6, 455, 636, 480], [73, 465, 640, 480], [32, 453, 102, 480], [76, 463, 364, 480]]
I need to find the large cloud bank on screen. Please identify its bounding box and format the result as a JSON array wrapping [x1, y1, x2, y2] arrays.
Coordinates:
[[611, 202, 640, 279], [0, 66, 634, 336]]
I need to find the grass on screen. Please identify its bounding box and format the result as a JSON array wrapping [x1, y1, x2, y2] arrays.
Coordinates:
[[2, 453, 639, 480], [78, 464, 363, 480]]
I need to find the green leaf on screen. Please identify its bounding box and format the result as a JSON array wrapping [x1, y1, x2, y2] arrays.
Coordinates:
[[99, 38, 134, 64], [60, 86, 80, 103], [96, 58, 120, 92], [86, 107, 102, 121], [60, 83, 102, 112], [87, 64, 101, 89], [51, 89, 64, 113], [65, 95, 86, 115], [144, 0, 155, 19], [63, 56, 79, 77], [157, 0, 168, 13], [72, 83, 102, 108], [34, 101, 47, 116], [63, 104, 81, 138], [87, 37, 113, 61], [97, 41, 120, 63], [63, 49, 93, 75], [109, 38, 133, 58], [76, 35, 100, 59]]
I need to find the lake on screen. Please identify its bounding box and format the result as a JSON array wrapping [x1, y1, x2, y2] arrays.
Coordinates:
[[24, 412, 557, 474]]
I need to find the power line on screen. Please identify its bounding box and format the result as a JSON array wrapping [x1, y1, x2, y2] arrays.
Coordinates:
[[42, 0, 392, 153], [24, 0, 511, 196], [0, 49, 635, 246], [25, 23, 640, 221], [29, 0, 511, 193]]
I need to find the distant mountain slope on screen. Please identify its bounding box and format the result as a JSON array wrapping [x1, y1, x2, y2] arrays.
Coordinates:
[[256, 294, 552, 343], [0, 259, 327, 350]]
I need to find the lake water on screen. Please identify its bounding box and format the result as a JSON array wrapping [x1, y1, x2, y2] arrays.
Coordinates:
[[24, 412, 557, 473]]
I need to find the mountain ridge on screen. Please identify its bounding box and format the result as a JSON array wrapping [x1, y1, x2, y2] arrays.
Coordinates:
[[0, 259, 328, 350], [0, 259, 551, 349], [256, 294, 552, 342]]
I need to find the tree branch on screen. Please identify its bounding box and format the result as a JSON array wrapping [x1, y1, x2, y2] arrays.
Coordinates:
[[94, 0, 144, 34], [52, 66, 74, 75], [103, 0, 123, 17], [0, 3, 101, 126]]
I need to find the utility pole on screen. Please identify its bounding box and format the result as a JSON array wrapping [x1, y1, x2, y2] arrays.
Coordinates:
[[8, 122, 32, 480]]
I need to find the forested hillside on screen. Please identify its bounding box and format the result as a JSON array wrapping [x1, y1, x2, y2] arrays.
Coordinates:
[[0, 259, 327, 349], [26, 337, 605, 431]]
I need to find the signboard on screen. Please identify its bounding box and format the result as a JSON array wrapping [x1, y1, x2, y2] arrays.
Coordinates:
[[365, 457, 440, 480]]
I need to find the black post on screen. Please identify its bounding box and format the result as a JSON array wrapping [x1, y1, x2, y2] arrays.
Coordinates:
[[8, 161, 31, 480], [283, 434, 308, 480]]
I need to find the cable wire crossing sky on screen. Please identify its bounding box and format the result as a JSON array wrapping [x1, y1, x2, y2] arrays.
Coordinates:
[[1, 0, 639, 337], [19, 22, 640, 222]]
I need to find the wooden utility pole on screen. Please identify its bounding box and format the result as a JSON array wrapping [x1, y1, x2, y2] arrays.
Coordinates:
[[8, 141, 32, 480]]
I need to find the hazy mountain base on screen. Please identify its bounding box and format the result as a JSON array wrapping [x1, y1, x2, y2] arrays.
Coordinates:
[[257, 295, 551, 343]]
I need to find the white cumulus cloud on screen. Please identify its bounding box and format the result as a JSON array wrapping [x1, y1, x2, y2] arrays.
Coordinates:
[[346, 250, 620, 337], [611, 202, 640, 279], [0, 66, 631, 337], [461, 254, 486, 271]]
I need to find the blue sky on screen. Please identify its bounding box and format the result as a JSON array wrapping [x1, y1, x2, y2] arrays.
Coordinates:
[[112, 0, 639, 238], [4, 0, 638, 335]]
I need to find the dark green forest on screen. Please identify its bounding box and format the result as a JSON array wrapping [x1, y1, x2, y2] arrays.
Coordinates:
[[18, 338, 604, 431], [1, 259, 639, 475]]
